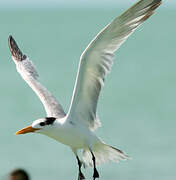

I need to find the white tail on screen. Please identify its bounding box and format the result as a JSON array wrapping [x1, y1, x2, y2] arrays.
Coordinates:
[[82, 143, 129, 167]]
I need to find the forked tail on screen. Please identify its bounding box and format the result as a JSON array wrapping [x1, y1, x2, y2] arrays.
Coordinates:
[[82, 143, 129, 167]]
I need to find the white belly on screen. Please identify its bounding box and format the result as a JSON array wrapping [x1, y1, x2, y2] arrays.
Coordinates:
[[42, 122, 99, 149]]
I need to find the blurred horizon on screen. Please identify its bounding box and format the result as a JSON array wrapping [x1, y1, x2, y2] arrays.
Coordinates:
[[0, 0, 173, 9]]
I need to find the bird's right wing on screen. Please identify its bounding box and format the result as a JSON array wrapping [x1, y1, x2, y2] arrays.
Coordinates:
[[67, 0, 162, 131], [8, 36, 66, 118]]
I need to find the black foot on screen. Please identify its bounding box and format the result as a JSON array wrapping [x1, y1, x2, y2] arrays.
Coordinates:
[[93, 168, 99, 180], [78, 172, 85, 180]]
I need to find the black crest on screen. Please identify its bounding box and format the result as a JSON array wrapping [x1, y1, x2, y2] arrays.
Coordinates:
[[40, 117, 56, 126], [45, 117, 56, 125]]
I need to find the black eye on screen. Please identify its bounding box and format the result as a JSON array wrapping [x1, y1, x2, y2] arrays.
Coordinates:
[[40, 122, 45, 126]]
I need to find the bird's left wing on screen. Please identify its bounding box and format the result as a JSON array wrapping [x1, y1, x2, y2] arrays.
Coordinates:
[[8, 36, 66, 118], [67, 0, 162, 131]]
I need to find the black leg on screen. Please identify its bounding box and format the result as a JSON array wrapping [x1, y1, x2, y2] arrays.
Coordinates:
[[90, 150, 99, 180], [76, 156, 85, 180]]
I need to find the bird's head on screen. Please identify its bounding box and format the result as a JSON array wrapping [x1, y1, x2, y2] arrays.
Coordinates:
[[16, 117, 56, 135]]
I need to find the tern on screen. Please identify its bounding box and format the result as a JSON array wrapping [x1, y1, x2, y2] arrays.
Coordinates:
[[8, 0, 161, 179]]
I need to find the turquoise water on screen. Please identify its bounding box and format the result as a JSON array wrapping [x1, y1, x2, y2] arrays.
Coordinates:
[[0, 7, 175, 180]]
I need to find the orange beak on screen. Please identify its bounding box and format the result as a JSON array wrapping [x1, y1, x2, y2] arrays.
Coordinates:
[[16, 125, 40, 135]]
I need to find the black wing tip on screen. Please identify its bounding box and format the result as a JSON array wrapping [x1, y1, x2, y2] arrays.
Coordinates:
[[8, 35, 16, 50], [147, 0, 162, 11], [139, 0, 162, 22], [8, 35, 14, 52], [8, 35, 13, 42], [151, 0, 162, 9], [8, 35, 27, 61], [154, 0, 162, 4]]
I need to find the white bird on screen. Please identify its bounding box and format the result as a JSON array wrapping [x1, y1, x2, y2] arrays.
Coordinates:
[[8, 0, 161, 179]]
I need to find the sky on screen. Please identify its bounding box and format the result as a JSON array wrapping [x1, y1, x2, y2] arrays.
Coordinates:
[[0, 0, 173, 9]]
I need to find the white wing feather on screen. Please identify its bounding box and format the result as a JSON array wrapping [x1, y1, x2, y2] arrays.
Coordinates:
[[14, 57, 66, 118], [67, 0, 161, 130]]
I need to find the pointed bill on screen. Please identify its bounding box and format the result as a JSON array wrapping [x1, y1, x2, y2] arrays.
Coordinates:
[[16, 125, 40, 135]]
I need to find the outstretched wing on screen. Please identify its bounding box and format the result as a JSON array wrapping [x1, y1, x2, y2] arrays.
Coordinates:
[[67, 0, 162, 131], [8, 36, 66, 118]]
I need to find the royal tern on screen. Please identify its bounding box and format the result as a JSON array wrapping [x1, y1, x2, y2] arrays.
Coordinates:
[[9, 0, 161, 179]]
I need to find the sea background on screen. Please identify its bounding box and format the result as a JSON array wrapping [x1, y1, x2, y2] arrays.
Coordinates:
[[0, 1, 175, 180]]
